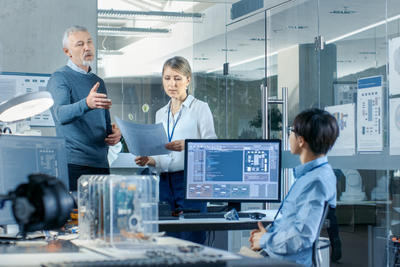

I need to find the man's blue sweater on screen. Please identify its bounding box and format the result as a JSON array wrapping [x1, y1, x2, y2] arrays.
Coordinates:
[[47, 65, 111, 168]]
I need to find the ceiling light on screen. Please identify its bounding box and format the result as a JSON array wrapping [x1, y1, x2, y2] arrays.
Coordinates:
[[0, 91, 54, 123], [98, 9, 203, 22], [98, 26, 170, 37], [206, 45, 297, 74], [326, 14, 400, 44]]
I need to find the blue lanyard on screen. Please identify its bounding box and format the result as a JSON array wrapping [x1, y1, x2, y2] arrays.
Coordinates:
[[273, 161, 328, 221], [167, 103, 183, 142]]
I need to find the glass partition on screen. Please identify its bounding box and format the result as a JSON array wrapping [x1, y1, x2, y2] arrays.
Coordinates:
[[224, 11, 265, 139], [318, 1, 390, 266], [100, 0, 400, 265]]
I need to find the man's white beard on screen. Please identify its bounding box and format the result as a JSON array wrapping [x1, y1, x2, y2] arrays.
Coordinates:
[[82, 60, 92, 67]]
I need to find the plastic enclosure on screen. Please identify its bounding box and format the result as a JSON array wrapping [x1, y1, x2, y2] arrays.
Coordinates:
[[78, 175, 159, 245]]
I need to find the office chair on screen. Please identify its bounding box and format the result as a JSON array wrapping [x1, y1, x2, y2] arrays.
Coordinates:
[[312, 202, 330, 267]]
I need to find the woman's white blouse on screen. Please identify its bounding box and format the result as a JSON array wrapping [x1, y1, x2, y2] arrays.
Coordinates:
[[153, 95, 217, 172]]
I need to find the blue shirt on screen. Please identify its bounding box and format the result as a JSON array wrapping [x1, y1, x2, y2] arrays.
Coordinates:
[[47, 64, 112, 168], [260, 156, 336, 267], [67, 59, 91, 75]]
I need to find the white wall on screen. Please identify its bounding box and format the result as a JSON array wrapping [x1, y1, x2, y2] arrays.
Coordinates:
[[0, 0, 97, 74], [0, 0, 97, 136]]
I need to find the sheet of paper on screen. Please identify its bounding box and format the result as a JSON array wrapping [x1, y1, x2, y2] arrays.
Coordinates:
[[325, 103, 356, 156], [390, 98, 400, 155], [115, 116, 170, 156], [389, 36, 400, 96], [356, 76, 383, 152]]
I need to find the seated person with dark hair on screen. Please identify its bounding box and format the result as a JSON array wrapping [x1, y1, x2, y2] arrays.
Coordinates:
[[248, 108, 339, 267]]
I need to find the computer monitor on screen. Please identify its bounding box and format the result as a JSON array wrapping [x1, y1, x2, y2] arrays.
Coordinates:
[[184, 139, 281, 203], [0, 135, 69, 225]]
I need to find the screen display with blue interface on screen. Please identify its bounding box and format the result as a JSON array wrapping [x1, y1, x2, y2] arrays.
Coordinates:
[[185, 140, 281, 202], [0, 135, 69, 225]]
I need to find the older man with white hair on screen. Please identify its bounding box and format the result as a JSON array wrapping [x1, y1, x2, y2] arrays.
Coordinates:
[[47, 25, 121, 191]]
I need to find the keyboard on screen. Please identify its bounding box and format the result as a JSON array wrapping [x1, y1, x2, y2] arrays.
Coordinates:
[[181, 211, 255, 219], [42, 259, 226, 267], [43, 249, 227, 267]]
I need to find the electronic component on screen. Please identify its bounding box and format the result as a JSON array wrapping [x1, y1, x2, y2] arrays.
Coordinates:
[[78, 175, 159, 245]]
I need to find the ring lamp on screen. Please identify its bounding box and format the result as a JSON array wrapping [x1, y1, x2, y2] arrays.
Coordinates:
[[0, 91, 54, 122]]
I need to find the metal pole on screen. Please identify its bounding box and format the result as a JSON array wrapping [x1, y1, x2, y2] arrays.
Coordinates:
[[282, 87, 288, 150], [261, 84, 268, 139]]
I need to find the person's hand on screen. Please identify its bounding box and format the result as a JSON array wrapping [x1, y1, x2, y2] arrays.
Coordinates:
[[105, 123, 121, 145], [86, 82, 112, 109], [249, 221, 267, 251], [165, 140, 185, 151], [135, 156, 155, 167]]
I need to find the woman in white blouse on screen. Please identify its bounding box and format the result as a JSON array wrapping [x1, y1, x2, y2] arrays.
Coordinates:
[[135, 56, 217, 244]]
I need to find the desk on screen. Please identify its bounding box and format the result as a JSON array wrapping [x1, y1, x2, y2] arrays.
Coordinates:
[[159, 218, 271, 232], [0, 236, 302, 267], [158, 210, 276, 232]]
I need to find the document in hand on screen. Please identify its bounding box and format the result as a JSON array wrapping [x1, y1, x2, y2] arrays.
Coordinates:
[[115, 116, 170, 156]]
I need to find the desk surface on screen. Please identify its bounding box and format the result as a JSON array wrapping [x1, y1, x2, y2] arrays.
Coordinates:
[[0, 236, 302, 267], [158, 210, 277, 232], [158, 217, 271, 231]]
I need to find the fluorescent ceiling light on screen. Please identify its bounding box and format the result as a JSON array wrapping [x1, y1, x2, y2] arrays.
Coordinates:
[[206, 46, 297, 74], [0, 91, 54, 123], [98, 9, 203, 20], [326, 13, 400, 44], [207, 13, 400, 74], [98, 26, 170, 37]]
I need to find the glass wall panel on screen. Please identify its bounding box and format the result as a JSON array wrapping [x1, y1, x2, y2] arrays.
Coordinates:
[[266, 0, 320, 143], [318, 0, 391, 266], [224, 11, 265, 139], [99, 0, 206, 126], [100, 0, 400, 265], [191, 2, 229, 138]]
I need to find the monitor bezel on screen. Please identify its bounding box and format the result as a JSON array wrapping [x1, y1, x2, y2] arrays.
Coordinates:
[[184, 139, 282, 203]]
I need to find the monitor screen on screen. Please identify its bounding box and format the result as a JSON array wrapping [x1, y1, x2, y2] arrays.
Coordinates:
[[184, 139, 281, 202], [0, 135, 69, 225]]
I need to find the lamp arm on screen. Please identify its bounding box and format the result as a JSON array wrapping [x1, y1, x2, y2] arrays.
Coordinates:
[[0, 193, 13, 209]]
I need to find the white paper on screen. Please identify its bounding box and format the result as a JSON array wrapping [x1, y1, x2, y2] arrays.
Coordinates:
[[390, 98, 400, 155], [356, 76, 383, 152], [389, 36, 400, 95], [115, 116, 170, 156], [325, 104, 356, 156]]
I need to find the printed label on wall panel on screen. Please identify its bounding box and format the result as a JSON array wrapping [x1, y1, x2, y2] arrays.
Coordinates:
[[325, 103, 355, 156], [389, 36, 400, 96], [0, 72, 54, 126], [390, 98, 400, 155], [356, 76, 383, 152]]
